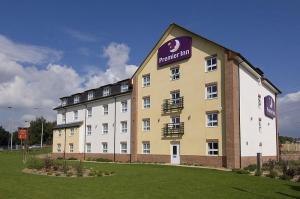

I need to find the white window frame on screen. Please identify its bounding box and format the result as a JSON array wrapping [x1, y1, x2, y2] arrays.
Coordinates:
[[171, 90, 180, 104], [143, 96, 150, 109], [102, 123, 108, 134], [121, 101, 128, 112], [143, 118, 150, 132], [142, 74, 150, 87], [70, 128, 74, 136], [74, 95, 80, 104], [62, 113, 66, 123], [170, 67, 180, 80], [142, 142, 150, 154], [103, 105, 108, 115], [206, 84, 218, 99], [207, 141, 219, 156], [206, 112, 218, 127], [102, 142, 108, 153], [120, 142, 127, 154], [87, 125, 92, 135], [88, 91, 94, 100], [87, 107, 92, 118], [57, 144, 61, 152], [121, 82, 129, 92], [69, 143, 74, 153], [103, 87, 110, 96], [86, 143, 91, 153], [121, 121, 128, 133], [206, 56, 217, 72], [73, 110, 78, 121]]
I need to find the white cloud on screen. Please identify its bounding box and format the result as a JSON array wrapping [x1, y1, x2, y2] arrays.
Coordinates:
[[84, 43, 137, 89], [0, 34, 62, 64], [0, 35, 137, 132], [64, 28, 98, 42], [278, 91, 300, 137]]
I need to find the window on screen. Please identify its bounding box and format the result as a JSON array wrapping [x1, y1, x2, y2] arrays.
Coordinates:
[[258, 94, 262, 108], [207, 141, 218, 155], [206, 56, 217, 72], [102, 123, 108, 134], [74, 95, 80, 104], [143, 118, 150, 132], [102, 142, 108, 153], [121, 82, 129, 92], [207, 112, 218, 127], [57, 144, 61, 152], [206, 84, 218, 99], [86, 143, 91, 153], [87, 107, 92, 117], [103, 105, 108, 115], [62, 99, 67, 106], [69, 143, 74, 153], [58, 130, 62, 136], [120, 142, 127, 154], [259, 118, 262, 132], [70, 128, 74, 136], [171, 90, 180, 104], [121, 121, 127, 133], [143, 74, 150, 87], [143, 142, 150, 154], [171, 67, 180, 80], [62, 113, 66, 123], [88, 91, 94, 100], [171, 116, 180, 129], [103, 87, 110, 96], [143, 96, 150, 109], [73, 110, 78, 120], [121, 101, 128, 112], [87, 125, 92, 135]]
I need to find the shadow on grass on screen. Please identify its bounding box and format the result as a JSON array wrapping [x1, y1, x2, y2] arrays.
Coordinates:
[[232, 187, 268, 199]]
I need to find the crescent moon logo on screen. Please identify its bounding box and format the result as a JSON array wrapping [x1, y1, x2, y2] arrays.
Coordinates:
[[169, 39, 180, 53]]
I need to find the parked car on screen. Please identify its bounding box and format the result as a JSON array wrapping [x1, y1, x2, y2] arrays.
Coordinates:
[[29, 144, 41, 149]]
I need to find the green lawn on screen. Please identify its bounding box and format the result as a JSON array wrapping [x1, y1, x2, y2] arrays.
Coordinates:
[[0, 151, 299, 199]]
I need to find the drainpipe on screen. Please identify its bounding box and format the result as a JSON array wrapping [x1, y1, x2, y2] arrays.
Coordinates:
[[83, 104, 87, 160], [113, 96, 117, 162], [63, 107, 67, 167]]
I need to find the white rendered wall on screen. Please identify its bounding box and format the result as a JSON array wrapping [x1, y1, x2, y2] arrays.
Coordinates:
[[239, 66, 277, 157], [56, 94, 131, 154]]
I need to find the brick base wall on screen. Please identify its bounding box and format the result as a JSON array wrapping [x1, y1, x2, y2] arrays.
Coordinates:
[[280, 154, 300, 161], [51, 153, 131, 162], [181, 155, 225, 167], [241, 156, 277, 168], [136, 154, 170, 163]]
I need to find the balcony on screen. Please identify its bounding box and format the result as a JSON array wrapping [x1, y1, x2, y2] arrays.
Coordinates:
[[161, 97, 184, 113], [162, 122, 184, 137]]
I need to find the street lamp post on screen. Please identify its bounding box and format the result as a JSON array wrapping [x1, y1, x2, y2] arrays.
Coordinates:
[[34, 107, 44, 148], [7, 106, 13, 151]]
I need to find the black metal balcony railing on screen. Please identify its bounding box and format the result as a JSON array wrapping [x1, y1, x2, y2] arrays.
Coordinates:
[[162, 97, 184, 113], [162, 122, 184, 136]]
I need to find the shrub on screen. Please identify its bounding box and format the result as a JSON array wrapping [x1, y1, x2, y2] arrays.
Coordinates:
[[56, 157, 63, 160], [47, 172, 52, 176], [279, 174, 292, 181], [68, 157, 77, 160], [26, 157, 44, 170], [88, 170, 97, 176], [232, 169, 250, 174], [66, 172, 73, 177], [244, 164, 257, 172], [285, 168, 297, 178], [55, 173, 61, 176], [104, 171, 111, 176], [266, 170, 278, 178], [76, 161, 83, 177], [44, 157, 53, 170], [95, 158, 111, 162], [97, 171, 104, 177]]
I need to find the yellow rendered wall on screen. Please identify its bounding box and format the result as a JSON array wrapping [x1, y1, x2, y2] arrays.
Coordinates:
[[136, 27, 225, 156], [52, 128, 80, 153]]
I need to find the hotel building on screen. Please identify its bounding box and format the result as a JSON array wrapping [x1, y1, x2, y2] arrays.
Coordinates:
[[52, 23, 280, 168]]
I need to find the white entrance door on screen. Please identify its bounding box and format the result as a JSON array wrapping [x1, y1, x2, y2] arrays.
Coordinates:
[[170, 144, 180, 164]]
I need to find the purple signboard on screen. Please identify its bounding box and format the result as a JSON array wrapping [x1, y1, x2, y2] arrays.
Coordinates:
[[157, 36, 192, 67], [264, 95, 276, 118]]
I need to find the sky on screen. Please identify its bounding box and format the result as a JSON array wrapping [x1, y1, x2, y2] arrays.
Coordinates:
[[0, 0, 299, 137]]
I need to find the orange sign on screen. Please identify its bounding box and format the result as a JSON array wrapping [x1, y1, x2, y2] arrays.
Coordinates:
[[18, 128, 28, 140]]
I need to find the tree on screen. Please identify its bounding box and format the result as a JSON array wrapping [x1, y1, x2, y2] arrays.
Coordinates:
[[28, 117, 55, 145], [279, 136, 295, 144], [0, 126, 9, 147]]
